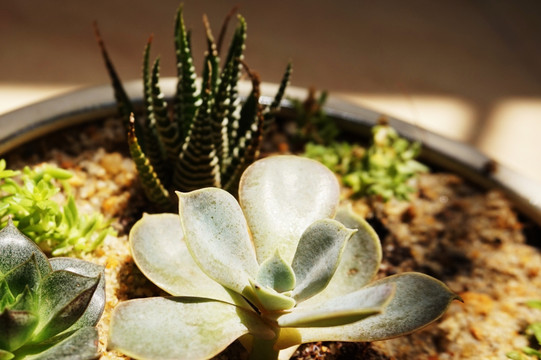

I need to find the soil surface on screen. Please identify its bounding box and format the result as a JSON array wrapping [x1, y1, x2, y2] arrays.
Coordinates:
[[5, 117, 541, 360]]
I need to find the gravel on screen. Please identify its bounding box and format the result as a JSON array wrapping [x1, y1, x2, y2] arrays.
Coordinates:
[[5, 117, 541, 360]]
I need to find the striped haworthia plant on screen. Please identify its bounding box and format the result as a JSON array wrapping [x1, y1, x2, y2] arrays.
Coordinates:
[[96, 5, 291, 209]]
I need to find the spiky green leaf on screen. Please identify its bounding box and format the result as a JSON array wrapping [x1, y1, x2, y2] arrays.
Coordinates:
[[263, 61, 292, 132], [94, 23, 140, 142], [151, 57, 182, 165], [127, 115, 171, 209], [173, 4, 200, 140], [174, 85, 221, 191], [141, 37, 168, 181]]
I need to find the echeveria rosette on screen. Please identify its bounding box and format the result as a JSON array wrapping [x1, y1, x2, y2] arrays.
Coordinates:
[[108, 155, 459, 360], [0, 221, 105, 360]]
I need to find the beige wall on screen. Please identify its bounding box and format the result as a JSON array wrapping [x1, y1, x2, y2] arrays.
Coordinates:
[[1, 0, 541, 182]]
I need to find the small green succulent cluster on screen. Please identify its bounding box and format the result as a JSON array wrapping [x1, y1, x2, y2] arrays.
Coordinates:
[[304, 122, 428, 200], [0, 221, 105, 360], [97, 5, 291, 209], [507, 300, 541, 360], [0, 159, 114, 256], [107, 155, 458, 360]]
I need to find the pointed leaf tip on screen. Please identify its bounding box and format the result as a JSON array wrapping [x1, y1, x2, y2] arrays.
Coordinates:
[[256, 250, 296, 293], [301, 204, 384, 307], [291, 219, 356, 303], [292, 273, 459, 344], [279, 283, 395, 328]]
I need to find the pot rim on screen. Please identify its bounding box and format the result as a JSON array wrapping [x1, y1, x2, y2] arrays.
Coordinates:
[[1, 79, 540, 226]]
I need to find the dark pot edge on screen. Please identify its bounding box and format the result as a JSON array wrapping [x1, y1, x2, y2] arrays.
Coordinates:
[[1, 79, 540, 226]]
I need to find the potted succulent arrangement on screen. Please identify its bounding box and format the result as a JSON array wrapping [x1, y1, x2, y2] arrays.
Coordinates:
[[0, 221, 105, 360], [1, 3, 540, 360]]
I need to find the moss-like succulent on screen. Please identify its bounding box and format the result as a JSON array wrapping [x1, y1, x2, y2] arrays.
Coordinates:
[[96, 5, 291, 209], [107, 155, 459, 360], [0, 159, 115, 256], [304, 122, 429, 200], [0, 221, 105, 360], [506, 300, 541, 360]]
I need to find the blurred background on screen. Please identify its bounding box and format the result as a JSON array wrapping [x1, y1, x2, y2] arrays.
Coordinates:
[[1, 0, 540, 182]]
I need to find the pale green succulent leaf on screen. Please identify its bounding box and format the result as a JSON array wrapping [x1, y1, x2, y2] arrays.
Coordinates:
[[49, 257, 105, 330], [284, 273, 459, 345], [256, 250, 295, 293], [278, 283, 394, 328], [249, 279, 296, 312], [239, 156, 340, 264], [291, 219, 355, 303], [0, 309, 39, 352], [301, 204, 382, 307], [18, 326, 99, 360], [129, 213, 241, 305], [108, 297, 275, 360], [0, 222, 50, 280], [34, 271, 99, 343], [177, 189, 259, 295]]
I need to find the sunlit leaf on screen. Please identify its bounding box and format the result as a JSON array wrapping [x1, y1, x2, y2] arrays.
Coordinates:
[[285, 273, 459, 345], [291, 219, 355, 302], [239, 156, 340, 264], [178, 189, 259, 295], [108, 297, 274, 360], [301, 204, 382, 307], [256, 250, 295, 293], [130, 213, 241, 305]]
